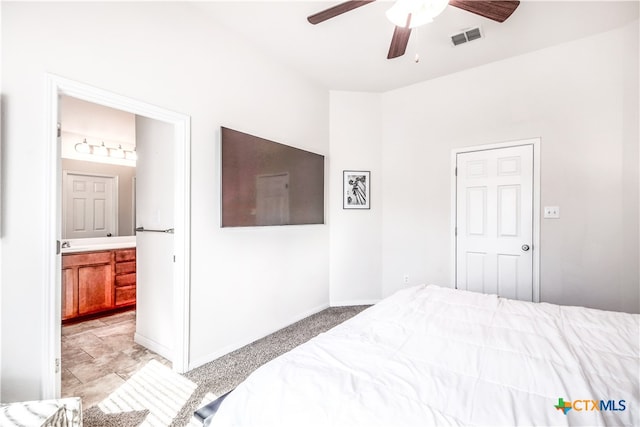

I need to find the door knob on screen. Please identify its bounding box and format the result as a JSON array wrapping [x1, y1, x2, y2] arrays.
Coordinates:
[[522, 244, 530, 252]]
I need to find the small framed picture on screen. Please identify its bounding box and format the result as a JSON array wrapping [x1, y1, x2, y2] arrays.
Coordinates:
[[343, 170, 370, 209]]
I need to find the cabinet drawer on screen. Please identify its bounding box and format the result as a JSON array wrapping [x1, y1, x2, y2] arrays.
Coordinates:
[[115, 261, 136, 275], [115, 249, 136, 262], [115, 285, 136, 306], [63, 251, 112, 268], [115, 273, 136, 287]]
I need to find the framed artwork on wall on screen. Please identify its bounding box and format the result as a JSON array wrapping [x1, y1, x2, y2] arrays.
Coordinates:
[[343, 170, 370, 209]]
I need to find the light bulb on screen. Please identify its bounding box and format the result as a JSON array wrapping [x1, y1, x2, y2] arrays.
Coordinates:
[[125, 148, 137, 161], [386, 0, 449, 28], [94, 141, 109, 156], [74, 138, 91, 154], [109, 144, 125, 159]]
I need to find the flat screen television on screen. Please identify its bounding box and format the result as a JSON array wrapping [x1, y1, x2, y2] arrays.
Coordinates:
[[221, 127, 325, 227]]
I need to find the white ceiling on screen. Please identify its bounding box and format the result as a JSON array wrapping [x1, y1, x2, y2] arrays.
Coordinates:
[[193, 1, 639, 92]]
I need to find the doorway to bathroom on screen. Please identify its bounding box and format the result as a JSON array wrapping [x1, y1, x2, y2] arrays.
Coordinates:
[[58, 95, 143, 404], [43, 75, 191, 399]]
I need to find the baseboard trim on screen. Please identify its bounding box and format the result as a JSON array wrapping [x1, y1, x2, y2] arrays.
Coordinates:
[[135, 333, 172, 361], [330, 299, 380, 307], [188, 302, 329, 371]]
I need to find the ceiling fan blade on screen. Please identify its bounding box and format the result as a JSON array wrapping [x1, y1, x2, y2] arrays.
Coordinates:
[[448, 0, 520, 23], [307, 0, 376, 25], [387, 26, 412, 59]]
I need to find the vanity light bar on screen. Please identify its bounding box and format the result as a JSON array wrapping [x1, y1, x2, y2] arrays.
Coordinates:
[[74, 138, 136, 161]]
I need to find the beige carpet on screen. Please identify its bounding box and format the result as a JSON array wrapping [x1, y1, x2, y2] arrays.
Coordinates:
[[83, 305, 369, 426]]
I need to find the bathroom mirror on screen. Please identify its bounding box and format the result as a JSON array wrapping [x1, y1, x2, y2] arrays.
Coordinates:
[[60, 95, 137, 239], [62, 161, 136, 239]]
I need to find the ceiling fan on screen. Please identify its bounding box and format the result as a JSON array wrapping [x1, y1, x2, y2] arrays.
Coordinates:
[[307, 0, 520, 59]]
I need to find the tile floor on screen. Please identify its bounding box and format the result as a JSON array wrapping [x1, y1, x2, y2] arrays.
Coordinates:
[[61, 310, 170, 409]]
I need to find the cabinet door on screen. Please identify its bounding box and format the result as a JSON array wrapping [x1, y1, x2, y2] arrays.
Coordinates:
[[61, 267, 78, 320], [78, 264, 113, 315]]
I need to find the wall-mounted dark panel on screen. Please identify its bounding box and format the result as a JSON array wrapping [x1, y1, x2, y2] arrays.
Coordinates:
[[221, 127, 325, 227]]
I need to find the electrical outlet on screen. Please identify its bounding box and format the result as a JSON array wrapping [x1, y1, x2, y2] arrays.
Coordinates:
[[544, 206, 560, 219], [403, 274, 409, 284]]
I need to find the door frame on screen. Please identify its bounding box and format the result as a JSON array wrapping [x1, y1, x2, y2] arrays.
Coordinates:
[[43, 74, 191, 398], [450, 138, 541, 302], [62, 171, 119, 239]]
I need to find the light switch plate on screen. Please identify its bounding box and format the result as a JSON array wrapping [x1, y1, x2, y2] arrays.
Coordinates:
[[544, 206, 560, 219]]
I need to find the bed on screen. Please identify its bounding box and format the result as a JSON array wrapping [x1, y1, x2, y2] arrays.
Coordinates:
[[200, 284, 639, 426]]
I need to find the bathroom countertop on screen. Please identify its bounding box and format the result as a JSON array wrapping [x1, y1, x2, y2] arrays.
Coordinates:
[[61, 237, 136, 254]]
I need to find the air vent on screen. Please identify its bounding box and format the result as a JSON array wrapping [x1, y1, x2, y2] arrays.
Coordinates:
[[451, 27, 483, 46]]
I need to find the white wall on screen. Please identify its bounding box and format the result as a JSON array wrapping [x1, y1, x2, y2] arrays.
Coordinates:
[[380, 21, 639, 312], [329, 92, 383, 305], [1, 2, 329, 401]]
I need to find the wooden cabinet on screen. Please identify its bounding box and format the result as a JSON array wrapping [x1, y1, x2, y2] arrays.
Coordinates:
[[114, 249, 137, 307], [61, 267, 77, 320], [62, 248, 136, 322]]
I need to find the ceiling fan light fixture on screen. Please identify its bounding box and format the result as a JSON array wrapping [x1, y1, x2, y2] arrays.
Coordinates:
[[386, 0, 449, 28]]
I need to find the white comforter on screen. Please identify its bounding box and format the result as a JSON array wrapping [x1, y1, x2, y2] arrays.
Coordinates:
[[207, 285, 639, 426]]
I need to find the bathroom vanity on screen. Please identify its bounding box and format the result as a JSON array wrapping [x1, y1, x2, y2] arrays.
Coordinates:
[[61, 238, 136, 322]]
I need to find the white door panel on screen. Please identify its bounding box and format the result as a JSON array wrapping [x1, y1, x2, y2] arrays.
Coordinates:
[[456, 144, 533, 301], [465, 252, 487, 293], [466, 187, 486, 235], [135, 116, 175, 361], [497, 254, 519, 299], [498, 185, 519, 236]]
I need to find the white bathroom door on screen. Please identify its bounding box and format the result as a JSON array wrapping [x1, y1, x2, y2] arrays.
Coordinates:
[[135, 115, 175, 361], [62, 172, 116, 239], [456, 144, 534, 301]]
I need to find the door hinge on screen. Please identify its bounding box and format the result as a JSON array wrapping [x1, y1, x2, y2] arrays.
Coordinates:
[[173, 255, 176, 263], [455, 167, 457, 176], [455, 227, 457, 237], [56, 240, 61, 255], [55, 358, 60, 374], [57, 122, 61, 138]]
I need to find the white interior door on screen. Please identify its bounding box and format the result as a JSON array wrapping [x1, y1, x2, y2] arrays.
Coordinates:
[[63, 172, 117, 239], [134, 115, 175, 361], [456, 145, 533, 301]]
